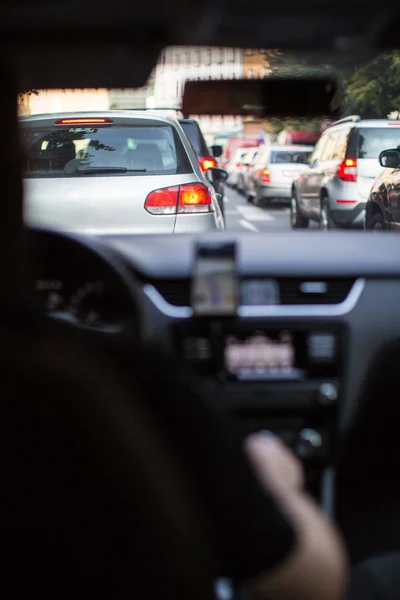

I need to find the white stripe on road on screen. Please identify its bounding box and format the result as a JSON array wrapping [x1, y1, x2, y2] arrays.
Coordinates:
[[239, 219, 259, 232], [237, 205, 275, 221]]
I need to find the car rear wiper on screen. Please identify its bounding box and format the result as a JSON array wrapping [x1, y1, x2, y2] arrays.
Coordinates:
[[76, 167, 147, 174]]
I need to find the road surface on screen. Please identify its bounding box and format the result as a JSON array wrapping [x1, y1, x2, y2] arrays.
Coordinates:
[[223, 186, 292, 232], [223, 186, 320, 232]]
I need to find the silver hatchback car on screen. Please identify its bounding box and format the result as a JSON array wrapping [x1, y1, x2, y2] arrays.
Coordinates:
[[21, 112, 224, 234]]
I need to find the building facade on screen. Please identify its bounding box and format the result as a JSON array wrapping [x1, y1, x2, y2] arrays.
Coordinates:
[[108, 73, 156, 110], [153, 46, 244, 142], [243, 49, 271, 79], [17, 88, 109, 116]]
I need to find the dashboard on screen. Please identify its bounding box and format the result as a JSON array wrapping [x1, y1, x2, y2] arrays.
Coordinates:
[[27, 227, 400, 537]]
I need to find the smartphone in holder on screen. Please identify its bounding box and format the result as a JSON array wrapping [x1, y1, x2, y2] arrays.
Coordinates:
[[191, 242, 239, 316]]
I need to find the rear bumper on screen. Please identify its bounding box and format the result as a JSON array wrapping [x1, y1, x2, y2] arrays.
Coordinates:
[[330, 202, 366, 228], [174, 211, 224, 233], [259, 183, 291, 199]]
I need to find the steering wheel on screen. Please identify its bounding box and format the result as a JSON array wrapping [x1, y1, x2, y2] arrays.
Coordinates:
[[25, 226, 148, 343]]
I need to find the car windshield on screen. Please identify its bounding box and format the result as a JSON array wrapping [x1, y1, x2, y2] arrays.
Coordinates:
[[21, 124, 191, 177], [18, 46, 400, 234]]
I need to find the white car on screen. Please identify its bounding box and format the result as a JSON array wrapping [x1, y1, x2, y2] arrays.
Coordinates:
[[225, 147, 251, 188]]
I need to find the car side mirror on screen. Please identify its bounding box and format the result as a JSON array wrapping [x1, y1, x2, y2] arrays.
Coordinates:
[[210, 144, 223, 158], [206, 167, 228, 184], [379, 149, 400, 169]]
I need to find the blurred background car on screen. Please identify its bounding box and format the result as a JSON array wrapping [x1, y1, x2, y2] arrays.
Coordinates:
[[365, 147, 400, 230], [236, 147, 260, 197], [21, 111, 225, 234], [221, 137, 259, 169], [291, 116, 400, 230], [247, 144, 312, 207], [226, 147, 252, 188]]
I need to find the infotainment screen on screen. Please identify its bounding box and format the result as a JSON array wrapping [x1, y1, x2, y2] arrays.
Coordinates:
[[223, 330, 305, 380]]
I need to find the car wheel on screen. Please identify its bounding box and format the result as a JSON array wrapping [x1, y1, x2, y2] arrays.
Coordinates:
[[290, 190, 309, 228], [254, 192, 262, 207], [370, 212, 386, 231], [320, 195, 337, 231]]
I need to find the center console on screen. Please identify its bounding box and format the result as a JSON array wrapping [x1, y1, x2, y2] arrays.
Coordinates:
[[174, 240, 346, 508], [174, 318, 346, 505]]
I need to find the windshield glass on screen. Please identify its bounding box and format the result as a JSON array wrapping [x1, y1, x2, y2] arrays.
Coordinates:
[[21, 124, 191, 177], [270, 150, 312, 164], [18, 46, 400, 235], [357, 128, 400, 159], [179, 121, 208, 156]]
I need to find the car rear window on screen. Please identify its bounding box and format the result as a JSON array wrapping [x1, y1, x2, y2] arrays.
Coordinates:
[[21, 124, 192, 178], [270, 150, 312, 164], [179, 121, 209, 157], [357, 127, 400, 159]]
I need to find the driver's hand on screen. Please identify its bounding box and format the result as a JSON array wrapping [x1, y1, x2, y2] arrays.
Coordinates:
[[244, 432, 348, 600], [245, 432, 304, 495]]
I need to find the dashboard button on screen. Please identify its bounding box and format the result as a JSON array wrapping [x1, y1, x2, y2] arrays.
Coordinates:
[[295, 428, 323, 460], [317, 382, 338, 406]]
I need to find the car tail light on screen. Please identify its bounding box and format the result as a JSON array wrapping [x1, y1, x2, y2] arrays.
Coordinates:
[[145, 183, 213, 215], [388, 122, 400, 126], [54, 118, 113, 125], [236, 162, 242, 168], [338, 158, 357, 182], [199, 156, 217, 171], [261, 169, 270, 183], [179, 183, 213, 213], [144, 186, 179, 214]]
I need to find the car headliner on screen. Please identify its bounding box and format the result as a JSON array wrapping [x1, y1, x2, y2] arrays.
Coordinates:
[[2, 0, 399, 90]]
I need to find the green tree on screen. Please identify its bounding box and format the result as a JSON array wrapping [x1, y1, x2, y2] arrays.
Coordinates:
[[342, 51, 400, 118]]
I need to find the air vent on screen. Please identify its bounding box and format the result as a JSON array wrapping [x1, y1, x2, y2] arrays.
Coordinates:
[[148, 277, 356, 307], [279, 278, 355, 305], [150, 279, 191, 307]]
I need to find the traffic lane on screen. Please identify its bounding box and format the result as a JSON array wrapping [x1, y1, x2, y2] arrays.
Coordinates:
[[224, 186, 292, 232]]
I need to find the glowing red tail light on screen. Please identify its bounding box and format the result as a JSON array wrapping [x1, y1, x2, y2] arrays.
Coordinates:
[[261, 168, 270, 183], [338, 158, 357, 182], [199, 156, 217, 171], [144, 183, 213, 215], [54, 118, 113, 125]]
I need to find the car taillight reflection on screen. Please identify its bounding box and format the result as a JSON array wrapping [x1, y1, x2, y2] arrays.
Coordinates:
[[144, 183, 214, 215]]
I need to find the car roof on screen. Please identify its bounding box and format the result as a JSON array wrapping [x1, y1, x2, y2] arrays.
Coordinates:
[[354, 119, 400, 128], [327, 119, 400, 130], [19, 110, 179, 127], [4, 0, 400, 91]]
